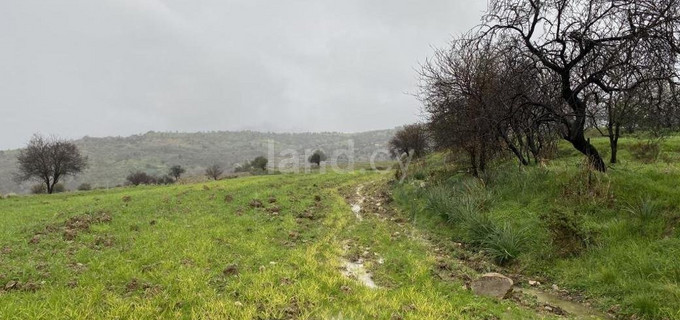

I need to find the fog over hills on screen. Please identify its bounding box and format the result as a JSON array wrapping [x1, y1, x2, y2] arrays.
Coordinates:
[[0, 129, 395, 194]]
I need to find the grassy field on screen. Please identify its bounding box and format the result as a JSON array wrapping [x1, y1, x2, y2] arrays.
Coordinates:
[[393, 135, 680, 319], [0, 171, 550, 319]]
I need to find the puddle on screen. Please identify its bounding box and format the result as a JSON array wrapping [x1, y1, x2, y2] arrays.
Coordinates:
[[516, 287, 611, 319], [350, 185, 365, 221], [340, 258, 378, 289]]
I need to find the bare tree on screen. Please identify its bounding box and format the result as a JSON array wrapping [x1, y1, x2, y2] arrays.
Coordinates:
[[205, 164, 223, 180], [482, 0, 680, 171], [16, 134, 88, 194], [388, 124, 430, 159]]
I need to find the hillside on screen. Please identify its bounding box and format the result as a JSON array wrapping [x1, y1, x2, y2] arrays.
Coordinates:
[[392, 136, 680, 319], [0, 171, 547, 319], [0, 129, 395, 194]]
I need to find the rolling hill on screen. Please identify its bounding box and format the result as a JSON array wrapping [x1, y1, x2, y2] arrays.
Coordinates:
[[0, 129, 396, 194]]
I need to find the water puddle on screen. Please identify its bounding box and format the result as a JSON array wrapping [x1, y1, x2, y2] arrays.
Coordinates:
[[340, 258, 378, 289], [516, 287, 611, 319], [350, 185, 365, 221]]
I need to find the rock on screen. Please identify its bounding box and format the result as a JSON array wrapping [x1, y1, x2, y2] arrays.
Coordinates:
[[470, 273, 514, 299], [528, 280, 540, 286], [4, 281, 18, 290], [552, 284, 559, 291]]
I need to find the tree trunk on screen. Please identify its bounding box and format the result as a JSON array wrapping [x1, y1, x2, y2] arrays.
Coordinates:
[[569, 137, 607, 172], [500, 132, 528, 166], [609, 123, 620, 164], [469, 148, 479, 177], [562, 83, 607, 172]]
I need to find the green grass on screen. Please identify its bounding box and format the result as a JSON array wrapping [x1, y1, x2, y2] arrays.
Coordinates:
[[0, 172, 546, 319], [393, 135, 680, 319]]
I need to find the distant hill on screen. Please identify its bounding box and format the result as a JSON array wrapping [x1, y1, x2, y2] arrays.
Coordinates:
[[0, 129, 396, 194]]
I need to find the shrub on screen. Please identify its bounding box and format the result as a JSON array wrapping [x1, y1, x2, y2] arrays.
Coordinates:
[[31, 184, 47, 194], [126, 171, 157, 186], [77, 183, 92, 191], [251, 156, 268, 171], [157, 175, 175, 185], [413, 171, 426, 180], [53, 183, 66, 193], [629, 141, 661, 163], [540, 208, 595, 257]]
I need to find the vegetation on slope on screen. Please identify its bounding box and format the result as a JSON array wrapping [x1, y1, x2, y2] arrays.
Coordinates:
[[0, 129, 395, 194], [392, 135, 680, 319], [0, 172, 546, 319]]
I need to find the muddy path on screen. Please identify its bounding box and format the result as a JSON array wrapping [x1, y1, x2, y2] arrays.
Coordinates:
[[341, 180, 611, 319], [339, 184, 379, 289]]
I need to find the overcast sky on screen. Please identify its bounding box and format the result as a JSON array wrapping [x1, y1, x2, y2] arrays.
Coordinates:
[[0, 0, 488, 150]]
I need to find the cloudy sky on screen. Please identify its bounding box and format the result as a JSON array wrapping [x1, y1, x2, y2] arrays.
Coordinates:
[[0, 0, 487, 150]]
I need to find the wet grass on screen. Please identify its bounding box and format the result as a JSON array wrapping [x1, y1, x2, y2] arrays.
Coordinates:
[[393, 136, 680, 319], [0, 172, 546, 319]]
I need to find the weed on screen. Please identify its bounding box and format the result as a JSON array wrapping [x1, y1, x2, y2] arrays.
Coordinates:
[[629, 140, 661, 163]]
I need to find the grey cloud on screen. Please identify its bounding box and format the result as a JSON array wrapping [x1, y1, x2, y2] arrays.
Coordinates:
[[0, 0, 487, 149]]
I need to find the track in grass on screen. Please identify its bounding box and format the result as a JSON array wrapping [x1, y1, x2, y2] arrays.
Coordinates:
[[0, 172, 551, 319]]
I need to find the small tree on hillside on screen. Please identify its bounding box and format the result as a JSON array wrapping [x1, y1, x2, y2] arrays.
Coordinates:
[[16, 134, 88, 194], [308, 150, 327, 167], [168, 165, 186, 180], [126, 171, 156, 186], [388, 124, 429, 159], [251, 156, 268, 171], [205, 164, 224, 180]]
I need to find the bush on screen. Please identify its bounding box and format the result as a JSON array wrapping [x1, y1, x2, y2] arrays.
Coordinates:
[[126, 171, 157, 186], [629, 141, 661, 163], [540, 208, 595, 257], [53, 183, 66, 193], [77, 183, 92, 191], [31, 184, 47, 194], [157, 175, 175, 185], [251, 156, 268, 171]]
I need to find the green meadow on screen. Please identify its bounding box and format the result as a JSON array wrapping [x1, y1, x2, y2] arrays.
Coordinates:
[[0, 172, 546, 319]]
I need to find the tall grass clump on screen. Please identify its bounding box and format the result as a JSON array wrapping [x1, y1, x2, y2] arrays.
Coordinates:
[[466, 214, 529, 265], [425, 185, 459, 221], [625, 197, 659, 224], [629, 140, 661, 163]]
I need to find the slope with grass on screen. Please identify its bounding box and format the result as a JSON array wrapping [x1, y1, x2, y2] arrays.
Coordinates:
[[0, 129, 395, 194], [393, 136, 680, 319], [0, 171, 549, 319]]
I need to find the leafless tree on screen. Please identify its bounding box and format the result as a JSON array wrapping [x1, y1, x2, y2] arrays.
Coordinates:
[[388, 124, 430, 159], [482, 0, 680, 171], [420, 37, 559, 174], [205, 164, 223, 180], [15, 134, 88, 194]]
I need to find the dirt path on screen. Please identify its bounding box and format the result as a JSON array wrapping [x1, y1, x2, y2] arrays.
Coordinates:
[[343, 180, 611, 319], [338, 184, 380, 289], [350, 184, 365, 221]]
